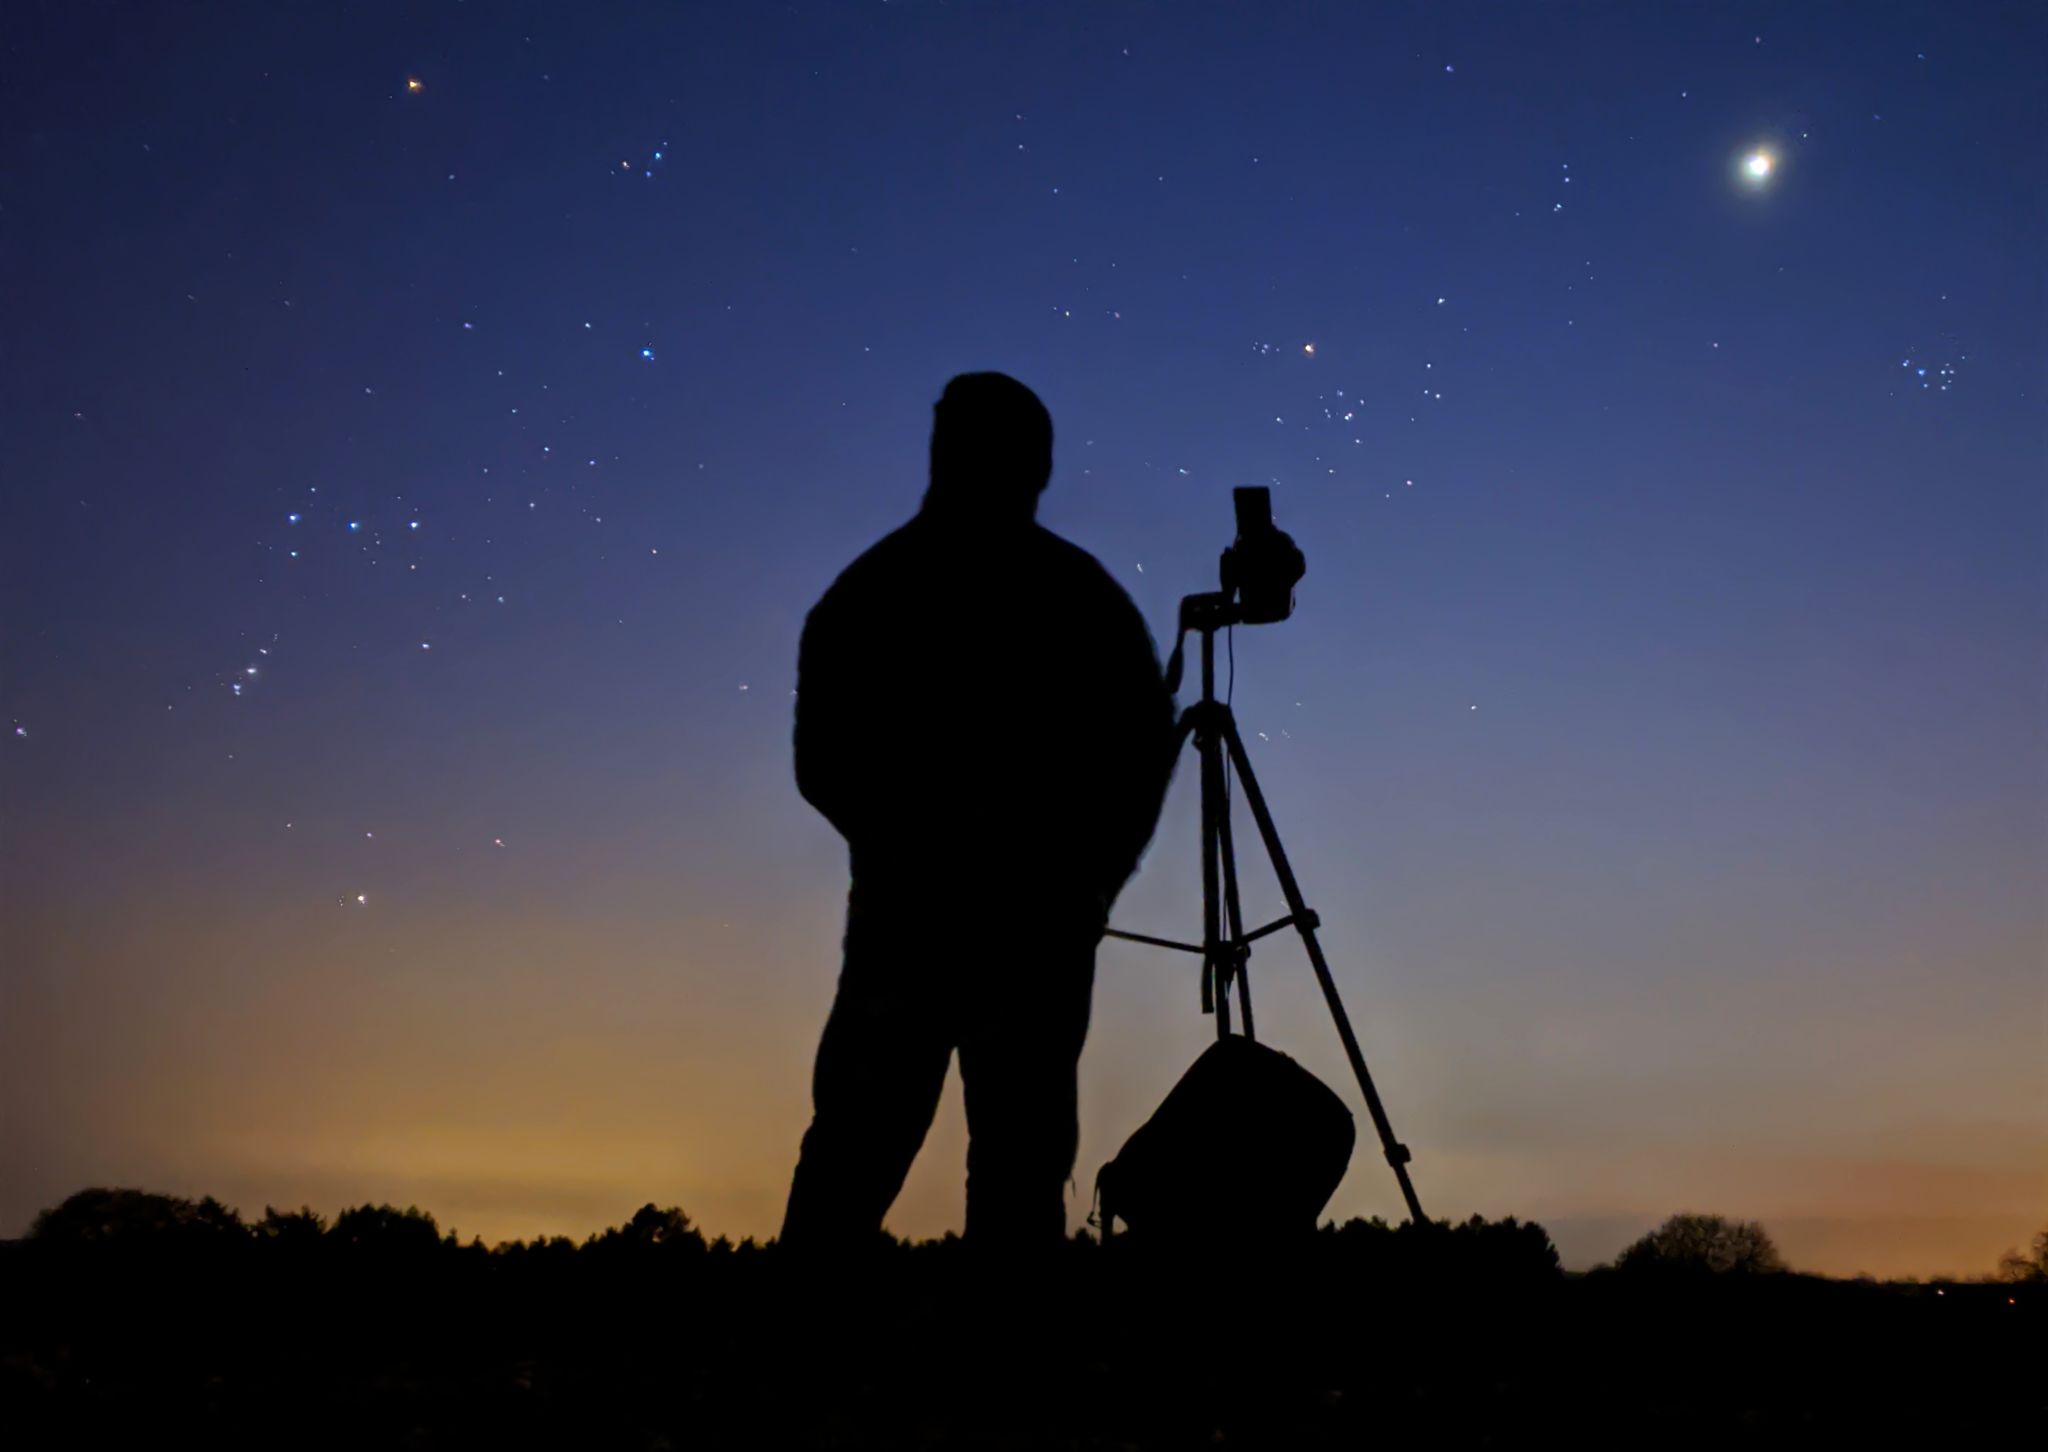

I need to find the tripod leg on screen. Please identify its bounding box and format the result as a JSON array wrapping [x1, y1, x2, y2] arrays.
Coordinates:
[[1218, 716, 1427, 1226], [1197, 714, 1230, 1036], [1213, 774, 1255, 1041]]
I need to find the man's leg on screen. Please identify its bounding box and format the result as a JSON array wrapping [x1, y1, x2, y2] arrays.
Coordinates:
[[780, 913, 953, 1252], [956, 939, 1097, 1250]]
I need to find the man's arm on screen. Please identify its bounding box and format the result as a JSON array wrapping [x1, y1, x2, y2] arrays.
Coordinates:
[[793, 594, 860, 841], [1091, 590, 1180, 909]]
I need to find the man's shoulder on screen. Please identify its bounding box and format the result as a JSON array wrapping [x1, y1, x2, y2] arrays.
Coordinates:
[[1031, 525, 1161, 658], [1035, 525, 1147, 610], [1031, 524, 1124, 593], [809, 517, 922, 619], [843, 517, 926, 575]]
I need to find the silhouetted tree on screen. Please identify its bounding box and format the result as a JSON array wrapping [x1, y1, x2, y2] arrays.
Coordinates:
[[585, 1203, 708, 1256], [28, 1187, 247, 1244], [490, 1232, 581, 1269], [1447, 1213, 1562, 1279], [1317, 1215, 1403, 1281], [1323, 1214, 1394, 1238], [1995, 1224, 2048, 1283], [1315, 1213, 1561, 1284], [328, 1202, 443, 1253], [1615, 1212, 1785, 1276], [255, 1204, 328, 1244]]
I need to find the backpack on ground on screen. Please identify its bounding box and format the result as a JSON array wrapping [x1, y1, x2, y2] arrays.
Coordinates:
[[1095, 1034, 1354, 1243]]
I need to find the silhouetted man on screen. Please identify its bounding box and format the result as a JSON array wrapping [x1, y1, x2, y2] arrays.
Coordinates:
[[781, 372, 1176, 1254]]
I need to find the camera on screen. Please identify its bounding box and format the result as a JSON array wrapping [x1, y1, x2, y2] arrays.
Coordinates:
[[1164, 487, 1308, 692], [1219, 487, 1306, 625]]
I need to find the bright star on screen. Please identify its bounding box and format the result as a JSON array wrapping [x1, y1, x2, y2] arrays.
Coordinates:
[[1739, 149, 1777, 189]]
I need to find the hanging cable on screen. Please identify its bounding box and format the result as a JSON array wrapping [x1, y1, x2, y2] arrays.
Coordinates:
[[1223, 623, 1236, 815]]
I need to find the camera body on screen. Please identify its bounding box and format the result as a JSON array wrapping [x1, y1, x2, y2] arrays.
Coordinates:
[[1219, 486, 1306, 625]]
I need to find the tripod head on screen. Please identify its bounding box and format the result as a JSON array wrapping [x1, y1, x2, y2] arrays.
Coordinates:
[[1164, 488, 1306, 696], [1220, 486, 1306, 626]]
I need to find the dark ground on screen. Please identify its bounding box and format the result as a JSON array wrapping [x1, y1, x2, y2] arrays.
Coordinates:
[[1, 1224, 2038, 1450]]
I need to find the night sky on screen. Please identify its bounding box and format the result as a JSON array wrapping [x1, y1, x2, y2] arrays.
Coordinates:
[[3, 2, 2041, 1276]]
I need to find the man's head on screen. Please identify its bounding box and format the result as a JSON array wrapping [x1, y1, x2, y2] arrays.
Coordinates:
[[925, 372, 1053, 519]]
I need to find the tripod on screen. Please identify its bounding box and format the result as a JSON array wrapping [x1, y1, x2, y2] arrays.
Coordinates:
[[1105, 592, 1427, 1225]]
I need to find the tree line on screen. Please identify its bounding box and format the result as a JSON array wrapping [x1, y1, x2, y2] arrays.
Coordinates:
[[12, 1186, 2043, 1283]]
